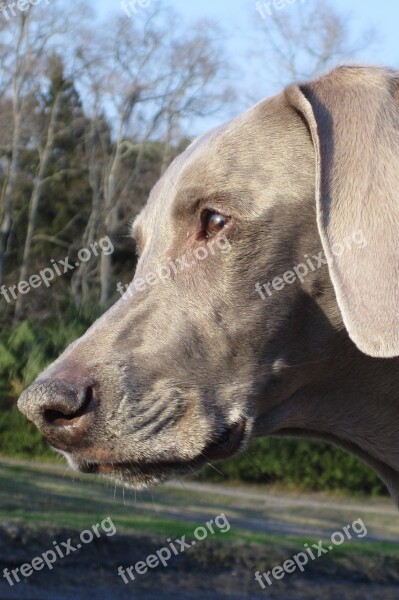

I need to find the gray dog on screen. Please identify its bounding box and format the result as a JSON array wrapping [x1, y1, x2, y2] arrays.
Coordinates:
[[18, 66, 399, 504]]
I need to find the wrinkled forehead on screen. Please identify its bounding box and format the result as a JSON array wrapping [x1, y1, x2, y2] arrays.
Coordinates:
[[132, 92, 301, 248], [131, 120, 236, 246]]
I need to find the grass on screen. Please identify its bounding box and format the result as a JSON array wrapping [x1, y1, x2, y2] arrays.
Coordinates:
[[1, 458, 398, 561], [1, 455, 399, 600]]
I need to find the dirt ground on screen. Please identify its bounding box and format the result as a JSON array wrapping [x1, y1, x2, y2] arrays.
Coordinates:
[[1, 522, 399, 600]]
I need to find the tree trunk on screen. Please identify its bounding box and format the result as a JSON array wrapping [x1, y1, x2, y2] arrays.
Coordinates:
[[0, 101, 23, 287], [14, 92, 62, 321]]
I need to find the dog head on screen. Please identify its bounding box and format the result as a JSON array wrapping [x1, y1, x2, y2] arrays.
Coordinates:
[[18, 66, 399, 493]]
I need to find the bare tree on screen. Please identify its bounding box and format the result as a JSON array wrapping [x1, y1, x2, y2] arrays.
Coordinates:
[[250, 0, 376, 93], [0, 14, 29, 287], [0, 2, 87, 287], [13, 63, 65, 320], [73, 5, 233, 307]]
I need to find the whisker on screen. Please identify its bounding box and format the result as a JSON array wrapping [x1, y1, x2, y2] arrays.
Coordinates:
[[205, 461, 224, 476]]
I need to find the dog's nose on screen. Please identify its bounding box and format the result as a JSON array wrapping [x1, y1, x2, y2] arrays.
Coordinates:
[[18, 378, 95, 448]]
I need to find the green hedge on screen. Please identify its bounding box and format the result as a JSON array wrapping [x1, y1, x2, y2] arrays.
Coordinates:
[[0, 408, 53, 459], [198, 437, 388, 495], [0, 307, 97, 460]]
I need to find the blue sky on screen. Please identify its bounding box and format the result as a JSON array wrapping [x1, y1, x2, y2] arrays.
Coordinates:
[[160, 0, 399, 69], [94, 0, 399, 132], [96, 0, 399, 65]]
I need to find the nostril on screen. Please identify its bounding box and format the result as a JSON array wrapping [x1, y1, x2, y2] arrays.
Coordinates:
[[44, 386, 94, 428]]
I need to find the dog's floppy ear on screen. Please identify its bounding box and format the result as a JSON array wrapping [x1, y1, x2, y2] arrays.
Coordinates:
[[285, 66, 399, 358]]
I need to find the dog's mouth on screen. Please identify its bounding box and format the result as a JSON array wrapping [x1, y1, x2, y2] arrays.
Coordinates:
[[202, 418, 247, 460], [68, 418, 247, 486]]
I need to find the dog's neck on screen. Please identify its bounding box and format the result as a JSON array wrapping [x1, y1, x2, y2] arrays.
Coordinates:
[[255, 340, 399, 504]]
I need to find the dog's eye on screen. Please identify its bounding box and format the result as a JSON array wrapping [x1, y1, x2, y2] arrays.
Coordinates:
[[203, 210, 228, 238]]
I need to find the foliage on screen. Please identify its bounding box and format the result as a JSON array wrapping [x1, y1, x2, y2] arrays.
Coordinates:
[[198, 437, 388, 496], [0, 306, 100, 458], [0, 408, 51, 458]]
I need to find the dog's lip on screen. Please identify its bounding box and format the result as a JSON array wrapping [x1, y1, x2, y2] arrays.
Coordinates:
[[71, 418, 247, 476], [202, 418, 247, 460]]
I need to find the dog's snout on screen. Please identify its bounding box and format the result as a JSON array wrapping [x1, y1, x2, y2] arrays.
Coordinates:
[[18, 378, 95, 448]]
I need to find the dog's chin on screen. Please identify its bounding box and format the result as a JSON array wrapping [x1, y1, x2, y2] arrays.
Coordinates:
[[61, 418, 248, 489]]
